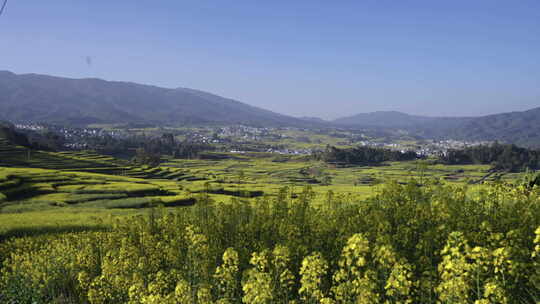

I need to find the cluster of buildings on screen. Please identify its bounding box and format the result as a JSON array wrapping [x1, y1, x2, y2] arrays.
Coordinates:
[[16, 123, 123, 139], [217, 125, 276, 142], [14, 123, 45, 131], [15, 122, 126, 149], [13, 122, 493, 157], [414, 139, 492, 157], [358, 139, 492, 157], [265, 148, 312, 155]]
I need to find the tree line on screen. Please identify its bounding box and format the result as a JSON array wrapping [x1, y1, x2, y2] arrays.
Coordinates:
[[0, 125, 214, 166], [440, 143, 540, 172], [314, 145, 418, 166], [318, 143, 540, 173], [132, 133, 214, 166]]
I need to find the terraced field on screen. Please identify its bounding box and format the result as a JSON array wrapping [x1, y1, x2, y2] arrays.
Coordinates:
[[0, 138, 186, 179], [0, 137, 522, 240]]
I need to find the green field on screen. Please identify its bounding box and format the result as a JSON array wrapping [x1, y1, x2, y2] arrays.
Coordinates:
[[2, 138, 539, 303], [0, 137, 512, 239]]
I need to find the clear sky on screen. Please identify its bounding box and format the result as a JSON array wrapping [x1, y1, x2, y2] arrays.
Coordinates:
[[1, 1, 539, 119]]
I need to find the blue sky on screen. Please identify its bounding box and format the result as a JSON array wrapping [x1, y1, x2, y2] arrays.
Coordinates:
[[1, 1, 539, 119]]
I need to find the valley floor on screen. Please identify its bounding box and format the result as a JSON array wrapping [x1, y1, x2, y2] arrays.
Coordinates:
[[1, 142, 538, 303], [0, 143, 515, 238]]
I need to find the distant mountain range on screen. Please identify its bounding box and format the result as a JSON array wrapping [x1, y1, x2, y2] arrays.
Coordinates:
[[298, 116, 329, 123], [0, 71, 311, 127], [333, 108, 540, 147], [1, 71, 539, 147], [333, 111, 471, 128], [445, 107, 540, 147]]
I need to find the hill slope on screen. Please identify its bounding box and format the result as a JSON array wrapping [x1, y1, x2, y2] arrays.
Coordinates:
[[334, 108, 540, 147], [448, 107, 540, 147], [333, 111, 459, 128], [0, 71, 310, 127]]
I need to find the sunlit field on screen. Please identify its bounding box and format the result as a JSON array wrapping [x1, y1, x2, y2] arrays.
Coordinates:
[[2, 138, 539, 303], [1, 140, 507, 237]]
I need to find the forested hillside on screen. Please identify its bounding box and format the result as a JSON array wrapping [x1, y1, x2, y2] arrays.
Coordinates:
[[447, 107, 540, 148], [334, 108, 540, 148], [0, 71, 311, 127], [441, 143, 540, 172]]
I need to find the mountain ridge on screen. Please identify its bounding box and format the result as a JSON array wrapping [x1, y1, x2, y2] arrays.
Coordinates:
[[1, 71, 539, 147], [0, 71, 314, 127], [333, 108, 540, 147]]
